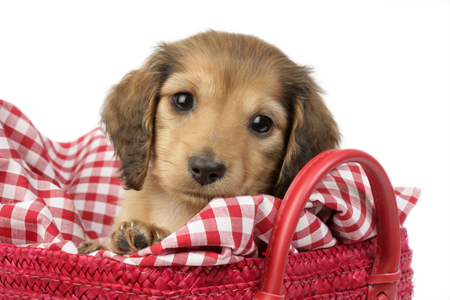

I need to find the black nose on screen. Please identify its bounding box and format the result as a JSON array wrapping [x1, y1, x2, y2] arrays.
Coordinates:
[[188, 156, 226, 186]]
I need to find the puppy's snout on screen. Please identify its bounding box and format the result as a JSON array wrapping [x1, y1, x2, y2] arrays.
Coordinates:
[[188, 156, 226, 186]]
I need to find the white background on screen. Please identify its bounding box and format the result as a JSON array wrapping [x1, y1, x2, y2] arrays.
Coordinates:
[[0, 1, 449, 299]]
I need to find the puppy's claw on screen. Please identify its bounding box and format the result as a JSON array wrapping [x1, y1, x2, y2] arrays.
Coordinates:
[[110, 220, 170, 255], [153, 227, 168, 244], [120, 220, 136, 231]]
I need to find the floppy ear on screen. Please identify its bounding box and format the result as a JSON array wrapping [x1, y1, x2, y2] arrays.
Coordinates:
[[274, 66, 341, 199], [101, 53, 170, 190]]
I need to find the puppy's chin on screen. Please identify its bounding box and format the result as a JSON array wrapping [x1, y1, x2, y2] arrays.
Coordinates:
[[162, 187, 218, 216], [163, 178, 247, 211], [171, 184, 232, 205]]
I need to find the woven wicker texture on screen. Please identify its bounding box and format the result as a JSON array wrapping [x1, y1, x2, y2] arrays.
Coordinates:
[[0, 228, 413, 299]]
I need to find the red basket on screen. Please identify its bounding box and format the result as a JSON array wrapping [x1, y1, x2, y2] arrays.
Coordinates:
[[0, 149, 413, 300]]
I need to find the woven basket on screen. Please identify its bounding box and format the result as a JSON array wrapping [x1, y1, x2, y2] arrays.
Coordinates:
[[0, 149, 414, 299]]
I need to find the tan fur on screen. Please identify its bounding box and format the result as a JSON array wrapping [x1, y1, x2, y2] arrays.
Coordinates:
[[78, 31, 340, 255]]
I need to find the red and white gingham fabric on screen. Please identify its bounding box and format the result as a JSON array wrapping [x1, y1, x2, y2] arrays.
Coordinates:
[[0, 100, 420, 267]]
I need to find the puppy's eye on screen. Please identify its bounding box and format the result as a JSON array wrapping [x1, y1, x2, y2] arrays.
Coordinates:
[[250, 115, 273, 134], [173, 92, 195, 111]]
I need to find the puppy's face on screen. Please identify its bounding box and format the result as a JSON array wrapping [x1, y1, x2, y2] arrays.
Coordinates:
[[102, 31, 340, 208], [153, 55, 288, 205]]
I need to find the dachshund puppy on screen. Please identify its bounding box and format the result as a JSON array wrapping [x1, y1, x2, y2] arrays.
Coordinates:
[[78, 31, 340, 255]]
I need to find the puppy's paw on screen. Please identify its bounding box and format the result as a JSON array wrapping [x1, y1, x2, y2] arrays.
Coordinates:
[[77, 241, 107, 254], [110, 220, 170, 255]]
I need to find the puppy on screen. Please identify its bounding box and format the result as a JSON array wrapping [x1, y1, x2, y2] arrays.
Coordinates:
[[78, 31, 340, 255]]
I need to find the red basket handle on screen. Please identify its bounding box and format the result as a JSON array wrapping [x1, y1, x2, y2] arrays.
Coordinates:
[[253, 149, 401, 300]]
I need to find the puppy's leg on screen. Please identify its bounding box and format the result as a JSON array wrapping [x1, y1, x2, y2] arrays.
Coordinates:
[[77, 240, 108, 254], [109, 220, 170, 255]]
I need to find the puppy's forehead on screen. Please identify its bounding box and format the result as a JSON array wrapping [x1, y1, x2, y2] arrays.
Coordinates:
[[163, 66, 281, 97], [162, 51, 284, 103], [161, 33, 286, 95]]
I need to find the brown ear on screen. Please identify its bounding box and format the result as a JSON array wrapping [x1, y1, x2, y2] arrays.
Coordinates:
[[101, 51, 173, 190], [274, 66, 341, 199]]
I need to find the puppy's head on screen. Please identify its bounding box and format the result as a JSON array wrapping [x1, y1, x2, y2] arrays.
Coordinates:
[[102, 31, 340, 206]]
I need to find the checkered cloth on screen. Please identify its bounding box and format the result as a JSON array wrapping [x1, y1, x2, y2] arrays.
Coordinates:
[[0, 100, 420, 267]]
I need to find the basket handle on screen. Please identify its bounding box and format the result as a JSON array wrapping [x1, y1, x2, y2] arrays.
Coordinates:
[[253, 149, 401, 300]]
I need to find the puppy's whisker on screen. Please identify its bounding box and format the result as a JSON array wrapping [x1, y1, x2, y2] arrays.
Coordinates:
[[159, 159, 175, 166], [172, 137, 192, 148]]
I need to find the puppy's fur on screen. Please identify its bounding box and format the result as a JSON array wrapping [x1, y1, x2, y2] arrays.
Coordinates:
[[78, 31, 340, 255]]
